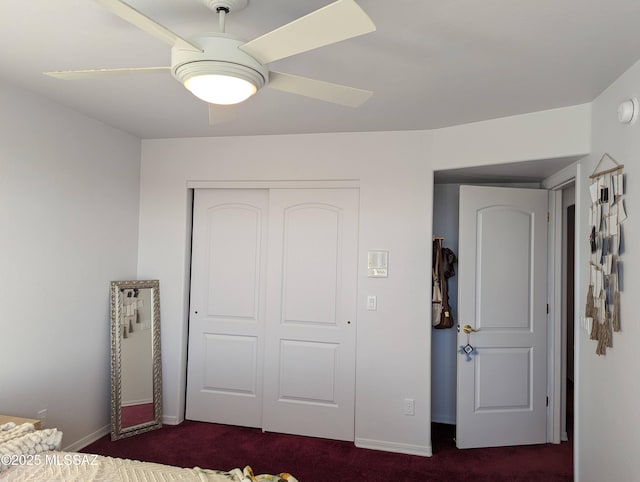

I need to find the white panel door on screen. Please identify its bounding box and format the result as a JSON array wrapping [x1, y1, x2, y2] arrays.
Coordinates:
[[262, 188, 359, 441], [186, 189, 268, 428], [456, 185, 548, 449]]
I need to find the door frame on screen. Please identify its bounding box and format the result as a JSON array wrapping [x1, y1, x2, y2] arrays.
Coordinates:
[[543, 162, 581, 469], [431, 161, 582, 471], [547, 188, 564, 444]]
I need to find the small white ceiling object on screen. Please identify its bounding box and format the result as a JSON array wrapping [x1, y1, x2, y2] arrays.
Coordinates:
[[617, 98, 638, 125]]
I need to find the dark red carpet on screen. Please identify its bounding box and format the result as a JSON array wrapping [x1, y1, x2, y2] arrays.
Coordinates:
[[121, 403, 154, 428], [82, 422, 572, 481]]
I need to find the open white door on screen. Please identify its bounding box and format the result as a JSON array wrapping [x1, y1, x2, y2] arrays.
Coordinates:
[[456, 185, 548, 449]]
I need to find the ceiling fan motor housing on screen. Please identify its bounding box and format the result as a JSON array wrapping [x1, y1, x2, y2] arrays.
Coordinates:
[[171, 33, 268, 92], [199, 0, 248, 13]]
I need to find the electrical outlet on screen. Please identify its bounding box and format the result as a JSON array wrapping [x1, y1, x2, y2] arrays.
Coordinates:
[[403, 398, 415, 416], [37, 409, 47, 428]]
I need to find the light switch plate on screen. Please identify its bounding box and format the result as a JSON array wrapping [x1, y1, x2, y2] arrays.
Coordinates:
[[367, 295, 377, 311]]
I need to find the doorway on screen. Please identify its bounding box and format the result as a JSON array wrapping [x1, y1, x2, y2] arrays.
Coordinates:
[[431, 161, 579, 451], [562, 191, 576, 441], [456, 185, 548, 448]]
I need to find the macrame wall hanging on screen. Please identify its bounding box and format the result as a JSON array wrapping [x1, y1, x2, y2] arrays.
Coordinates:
[[585, 153, 627, 355]]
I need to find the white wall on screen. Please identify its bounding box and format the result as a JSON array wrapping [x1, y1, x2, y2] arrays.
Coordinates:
[[0, 72, 591, 454], [2, 51, 631, 466], [139, 131, 434, 454], [138, 104, 590, 455], [576, 59, 640, 481], [0, 78, 141, 449], [430, 103, 591, 168]]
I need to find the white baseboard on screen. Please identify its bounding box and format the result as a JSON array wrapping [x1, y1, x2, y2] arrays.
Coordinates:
[[355, 437, 432, 457], [64, 414, 180, 451], [64, 424, 110, 452], [162, 414, 182, 425]]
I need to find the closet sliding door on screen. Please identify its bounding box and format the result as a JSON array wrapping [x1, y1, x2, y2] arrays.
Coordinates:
[[186, 187, 359, 441], [262, 188, 359, 441], [186, 189, 269, 428]]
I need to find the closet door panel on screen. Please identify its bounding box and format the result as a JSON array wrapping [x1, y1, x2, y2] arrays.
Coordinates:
[[186, 189, 268, 427], [263, 188, 359, 441]]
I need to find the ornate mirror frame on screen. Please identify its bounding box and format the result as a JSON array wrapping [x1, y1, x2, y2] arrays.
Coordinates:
[[110, 280, 163, 440]]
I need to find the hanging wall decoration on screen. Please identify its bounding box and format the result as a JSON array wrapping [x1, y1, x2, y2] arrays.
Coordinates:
[[585, 153, 627, 355]]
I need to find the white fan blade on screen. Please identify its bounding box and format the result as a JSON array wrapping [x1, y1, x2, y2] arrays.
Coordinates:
[[240, 0, 375, 64], [268, 71, 372, 107], [208, 104, 238, 125], [44, 67, 170, 80], [94, 0, 201, 51]]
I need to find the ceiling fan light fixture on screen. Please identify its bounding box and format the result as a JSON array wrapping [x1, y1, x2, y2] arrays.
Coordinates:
[[175, 61, 266, 105], [185, 74, 256, 105]]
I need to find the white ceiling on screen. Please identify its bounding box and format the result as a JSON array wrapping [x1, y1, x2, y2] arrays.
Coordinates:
[[434, 156, 581, 184], [1, 0, 639, 141]]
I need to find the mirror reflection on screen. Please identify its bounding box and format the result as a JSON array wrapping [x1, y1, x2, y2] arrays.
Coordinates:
[[110, 280, 162, 440]]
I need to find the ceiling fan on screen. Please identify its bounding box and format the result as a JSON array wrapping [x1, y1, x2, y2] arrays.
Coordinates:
[[45, 0, 376, 122]]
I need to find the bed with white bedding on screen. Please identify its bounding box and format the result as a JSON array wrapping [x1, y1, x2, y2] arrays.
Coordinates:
[[0, 423, 297, 482]]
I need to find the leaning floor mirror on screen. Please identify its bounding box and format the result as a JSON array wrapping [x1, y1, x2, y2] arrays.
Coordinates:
[[110, 280, 162, 440]]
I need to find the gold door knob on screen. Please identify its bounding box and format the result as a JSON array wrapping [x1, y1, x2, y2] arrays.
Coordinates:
[[463, 324, 479, 334]]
